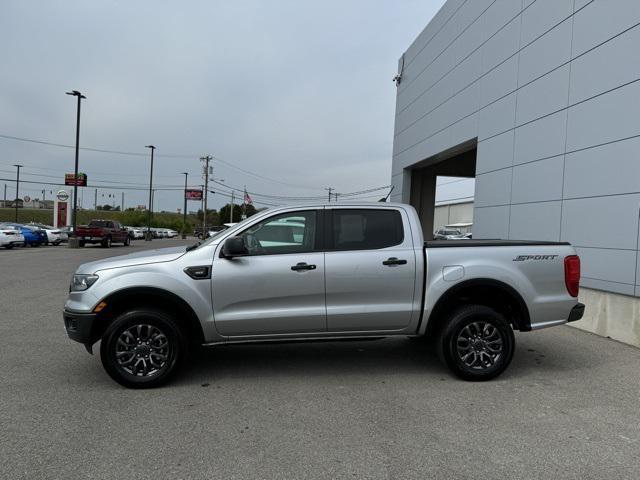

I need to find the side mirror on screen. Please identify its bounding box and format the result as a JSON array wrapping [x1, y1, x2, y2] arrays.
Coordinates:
[[222, 236, 248, 258]]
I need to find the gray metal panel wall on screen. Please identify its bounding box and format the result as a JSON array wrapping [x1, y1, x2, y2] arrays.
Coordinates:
[[391, 0, 640, 296]]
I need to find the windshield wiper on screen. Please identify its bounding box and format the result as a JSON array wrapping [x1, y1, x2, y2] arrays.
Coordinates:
[[185, 242, 201, 252]]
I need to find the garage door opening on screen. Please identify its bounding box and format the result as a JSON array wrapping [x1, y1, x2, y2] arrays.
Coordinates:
[[408, 139, 476, 239]]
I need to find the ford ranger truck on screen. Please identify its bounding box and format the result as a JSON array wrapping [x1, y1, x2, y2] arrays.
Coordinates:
[[75, 220, 131, 248], [63, 203, 584, 388]]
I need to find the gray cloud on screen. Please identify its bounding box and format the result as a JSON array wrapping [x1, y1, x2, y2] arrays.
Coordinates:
[[0, 0, 446, 212]]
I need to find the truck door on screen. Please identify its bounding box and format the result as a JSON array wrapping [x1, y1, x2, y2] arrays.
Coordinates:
[[324, 208, 417, 332], [211, 209, 326, 336]]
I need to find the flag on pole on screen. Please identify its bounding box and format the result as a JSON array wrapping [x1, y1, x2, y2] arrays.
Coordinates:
[[244, 189, 252, 205]]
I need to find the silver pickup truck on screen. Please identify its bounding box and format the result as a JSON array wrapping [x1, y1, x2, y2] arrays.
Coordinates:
[[63, 203, 584, 388]]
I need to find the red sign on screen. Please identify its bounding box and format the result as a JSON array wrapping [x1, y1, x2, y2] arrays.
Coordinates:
[[185, 189, 203, 200], [65, 173, 87, 186]]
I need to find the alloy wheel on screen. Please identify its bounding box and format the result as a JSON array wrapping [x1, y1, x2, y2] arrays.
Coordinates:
[[456, 321, 504, 370], [114, 324, 170, 377]]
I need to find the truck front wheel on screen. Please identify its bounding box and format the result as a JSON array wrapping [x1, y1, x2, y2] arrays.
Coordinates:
[[100, 309, 187, 388], [437, 305, 515, 381]]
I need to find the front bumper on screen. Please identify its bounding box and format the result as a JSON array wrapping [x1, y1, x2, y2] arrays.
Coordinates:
[[567, 302, 585, 323], [63, 309, 97, 344]]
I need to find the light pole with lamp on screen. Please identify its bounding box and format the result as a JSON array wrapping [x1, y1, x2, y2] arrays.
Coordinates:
[[13, 164, 22, 222], [181, 172, 188, 239], [65, 90, 86, 247], [145, 145, 155, 241]]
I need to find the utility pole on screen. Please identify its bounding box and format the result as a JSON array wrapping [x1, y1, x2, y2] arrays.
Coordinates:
[[94, 189, 97, 210], [325, 187, 334, 203], [13, 164, 23, 222], [121, 192, 124, 211], [145, 145, 156, 241], [200, 155, 212, 235], [230, 190, 235, 223], [65, 90, 86, 246], [3, 183, 6, 208], [334, 192, 339, 202], [181, 172, 188, 239]]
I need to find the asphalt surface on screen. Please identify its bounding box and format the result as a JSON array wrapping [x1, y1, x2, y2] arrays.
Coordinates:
[[1, 239, 640, 479]]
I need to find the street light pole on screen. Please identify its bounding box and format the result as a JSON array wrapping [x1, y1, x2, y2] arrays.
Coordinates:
[[145, 145, 155, 241], [182, 172, 188, 239], [13, 164, 22, 222], [65, 90, 86, 246], [200, 155, 212, 236]]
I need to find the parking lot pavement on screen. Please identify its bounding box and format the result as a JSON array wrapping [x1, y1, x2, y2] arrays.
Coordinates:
[[2, 240, 640, 480]]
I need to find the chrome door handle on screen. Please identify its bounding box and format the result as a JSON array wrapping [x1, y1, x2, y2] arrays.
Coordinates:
[[382, 257, 407, 266], [291, 262, 317, 271]]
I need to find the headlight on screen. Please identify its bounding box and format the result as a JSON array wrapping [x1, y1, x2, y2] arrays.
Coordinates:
[[70, 274, 99, 292]]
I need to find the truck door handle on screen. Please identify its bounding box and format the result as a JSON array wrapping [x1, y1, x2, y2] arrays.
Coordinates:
[[383, 257, 407, 266], [291, 262, 316, 271]]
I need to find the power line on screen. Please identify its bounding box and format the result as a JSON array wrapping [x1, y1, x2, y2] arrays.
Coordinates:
[[0, 133, 325, 191]]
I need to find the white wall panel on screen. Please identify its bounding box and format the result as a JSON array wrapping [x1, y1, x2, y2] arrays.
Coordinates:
[[477, 130, 514, 174], [475, 169, 512, 207], [521, 0, 573, 45], [473, 205, 510, 238], [572, 0, 640, 57], [566, 80, 640, 152], [563, 137, 640, 199], [478, 92, 516, 140], [513, 110, 567, 165], [481, 15, 521, 74], [511, 156, 564, 204], [561, 194, 640, 250], [516, 64, 570, 125], [508, 201, 561, 241], [569, 24, 640, 104], [518, 19, 572, 86]]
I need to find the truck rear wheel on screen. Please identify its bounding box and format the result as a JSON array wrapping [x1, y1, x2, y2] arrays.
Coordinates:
[[100, 309, 187, 388], [437, 305, 514, 381], [101, 236, 112, 248]]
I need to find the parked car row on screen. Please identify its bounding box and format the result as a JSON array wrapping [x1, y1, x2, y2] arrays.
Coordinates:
[[0, 222, 68, 248], [125, 226, 179, 239], [1, 220, 182, 250]]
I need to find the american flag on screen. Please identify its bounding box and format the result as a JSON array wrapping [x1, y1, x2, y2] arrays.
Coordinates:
[[244, 190, 252, 205]]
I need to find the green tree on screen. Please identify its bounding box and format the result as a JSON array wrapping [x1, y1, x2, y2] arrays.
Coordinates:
[[219, 203, 257, 224]]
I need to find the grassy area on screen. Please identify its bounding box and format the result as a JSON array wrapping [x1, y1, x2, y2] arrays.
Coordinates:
[[0, 208, 199, 232]]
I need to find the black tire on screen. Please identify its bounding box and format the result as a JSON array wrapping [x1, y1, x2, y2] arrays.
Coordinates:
[[100, 309, 187, 388], [437, 305, 515, 381], [124, 236, 130, 246], [101, 236, 112, 248], [5, 245, 13, 250], [78, 240, 85, 248]]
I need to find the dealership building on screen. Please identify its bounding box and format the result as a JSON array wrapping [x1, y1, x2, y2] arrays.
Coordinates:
[[390, 0, 640, 346]]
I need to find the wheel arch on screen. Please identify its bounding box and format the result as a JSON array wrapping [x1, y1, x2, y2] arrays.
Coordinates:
[[424, 278, 531, 337], [91, 286, 205, 345]]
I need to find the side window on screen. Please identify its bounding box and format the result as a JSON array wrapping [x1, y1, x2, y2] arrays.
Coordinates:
[[240, 211, 317, 255], [330, 209, 404, 251]]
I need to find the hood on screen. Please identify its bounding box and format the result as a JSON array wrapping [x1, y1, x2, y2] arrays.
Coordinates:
[[76, 246, 187, 274]]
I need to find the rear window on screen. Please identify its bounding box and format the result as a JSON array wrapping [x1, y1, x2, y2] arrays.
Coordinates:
[[330, 209, 404, 251], [89, 221, 113, 228]]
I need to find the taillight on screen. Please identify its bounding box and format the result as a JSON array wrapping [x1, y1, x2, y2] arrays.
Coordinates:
[[564, 255, 580, 297]]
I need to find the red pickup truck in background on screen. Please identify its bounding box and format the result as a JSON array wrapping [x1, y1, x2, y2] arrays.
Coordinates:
[[75, 220, 130, 248]]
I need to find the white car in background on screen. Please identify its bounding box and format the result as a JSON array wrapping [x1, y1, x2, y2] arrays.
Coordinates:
[[28, 223, 64, 245], [0, 224, 25, 249], [124, 226, 144, 240], [166, 229, 178, 238]]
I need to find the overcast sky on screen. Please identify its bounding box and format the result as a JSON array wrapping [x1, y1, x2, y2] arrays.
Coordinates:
[[0, 0, 473, 214]]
